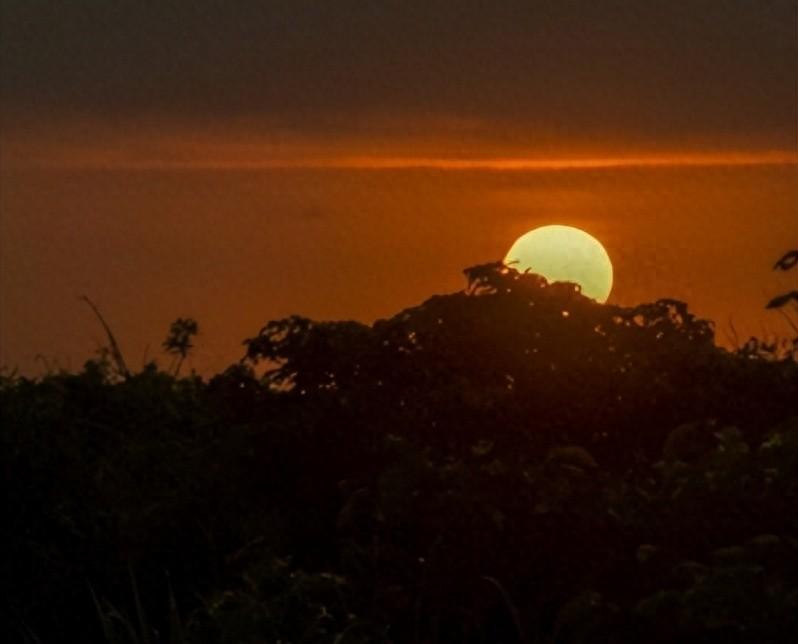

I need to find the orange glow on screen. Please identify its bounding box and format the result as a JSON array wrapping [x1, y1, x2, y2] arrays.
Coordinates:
[[7, 152, 798, 172], [2, 116, 796, 173], [2, 117, 797, 375], [301, 152, 798, 172]]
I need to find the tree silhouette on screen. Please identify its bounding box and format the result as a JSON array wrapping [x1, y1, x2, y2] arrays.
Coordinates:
[[242, 264, 788, 463], [4, 264, 798, 644], [162, 317, 199, 376]]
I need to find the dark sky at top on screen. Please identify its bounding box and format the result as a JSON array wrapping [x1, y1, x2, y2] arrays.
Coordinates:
[[2, 1, 796, 150]]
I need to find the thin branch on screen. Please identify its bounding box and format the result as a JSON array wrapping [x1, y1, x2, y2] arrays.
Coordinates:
[[723, 316, 740, 350], [79, 296, 130, 378], [481, 576, 527, 644], [141, 343, 151, 369], [174, 354, 185, 378], [776, 307, 798, 336]]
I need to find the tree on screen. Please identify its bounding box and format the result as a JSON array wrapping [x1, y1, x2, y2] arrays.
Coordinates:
[[162, 318, 199, 376]]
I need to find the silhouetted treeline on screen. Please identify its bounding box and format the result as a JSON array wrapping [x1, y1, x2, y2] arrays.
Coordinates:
[[3, 264, 798, 643]]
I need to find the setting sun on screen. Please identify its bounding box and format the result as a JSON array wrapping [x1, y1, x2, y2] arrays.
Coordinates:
[[504, 225, 614, 303], [3, 3, 797, 641]]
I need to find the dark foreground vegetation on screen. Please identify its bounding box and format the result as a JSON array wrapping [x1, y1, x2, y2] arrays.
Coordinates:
[[3, 261, 798, 644]]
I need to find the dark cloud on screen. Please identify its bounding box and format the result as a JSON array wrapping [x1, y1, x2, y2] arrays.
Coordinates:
[[2, 1, 796, 147]]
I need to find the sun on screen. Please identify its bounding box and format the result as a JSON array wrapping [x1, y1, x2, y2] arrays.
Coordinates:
[[504, 225, 613, 302]]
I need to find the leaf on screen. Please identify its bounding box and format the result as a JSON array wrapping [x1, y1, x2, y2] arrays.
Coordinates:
[[773, 250, 798, 271], [636, 544, 659, 564], [129, 563, 152, 644], [546, 445, 598, 470], [766, 291, 798, 309], [663, 423, 713, 463], [480, 576, 527, 644], [90, 585, 139, 644], [167, 573, 185, 644], [89, 585, 118, 644]]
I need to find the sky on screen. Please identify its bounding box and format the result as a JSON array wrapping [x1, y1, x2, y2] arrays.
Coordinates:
[[1, 1, 797, 374]]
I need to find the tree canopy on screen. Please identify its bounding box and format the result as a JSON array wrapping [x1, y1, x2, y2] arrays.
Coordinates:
[[3, 264, 797, 643]]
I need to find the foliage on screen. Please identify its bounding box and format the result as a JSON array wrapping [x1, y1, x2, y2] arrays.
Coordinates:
[[3, 265, 798, 643], [163, 318, 199, 377], [765, 249, 798, 359], [90, 567, 185, 644]]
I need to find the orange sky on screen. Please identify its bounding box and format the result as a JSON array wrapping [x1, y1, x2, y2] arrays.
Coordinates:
[[2, 152, 796, 375], [1, 1, 796, 374]]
